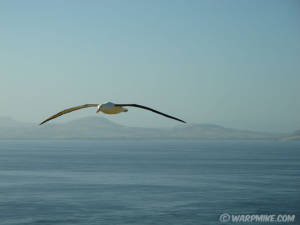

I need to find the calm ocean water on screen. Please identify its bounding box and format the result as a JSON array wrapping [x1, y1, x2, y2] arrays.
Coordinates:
[[0, 140, 299, 225]]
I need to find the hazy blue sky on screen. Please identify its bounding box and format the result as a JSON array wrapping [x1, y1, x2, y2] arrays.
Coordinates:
[[0, 0, 299, 132]]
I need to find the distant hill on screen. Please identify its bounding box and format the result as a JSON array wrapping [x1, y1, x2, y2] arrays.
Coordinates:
[[0, 116, 26, 127], [0, 116, 284, 140], [280, 129, 300, 141], [293, 130, 300, 136]]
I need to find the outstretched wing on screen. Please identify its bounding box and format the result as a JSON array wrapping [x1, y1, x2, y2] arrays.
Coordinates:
[[115, 104, 186, 123], [40, 104, 99, 125]]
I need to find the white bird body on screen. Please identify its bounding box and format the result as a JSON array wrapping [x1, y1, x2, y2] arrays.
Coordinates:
[[40, 101, 185, 125], [97, 102, 128, 114]]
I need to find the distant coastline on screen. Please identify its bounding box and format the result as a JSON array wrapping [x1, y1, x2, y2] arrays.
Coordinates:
[[0, 116, 297, 141]]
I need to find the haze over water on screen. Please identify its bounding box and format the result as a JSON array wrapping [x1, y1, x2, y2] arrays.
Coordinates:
[[0, 140, 299, 225]]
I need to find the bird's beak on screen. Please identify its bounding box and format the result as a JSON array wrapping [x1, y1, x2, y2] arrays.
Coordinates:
[[96, 108, 100, 113]]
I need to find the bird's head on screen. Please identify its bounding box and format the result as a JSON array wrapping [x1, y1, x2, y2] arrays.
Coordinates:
[[96, 104, 102, 113]]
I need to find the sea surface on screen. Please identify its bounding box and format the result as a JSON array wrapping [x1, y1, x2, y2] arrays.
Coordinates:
[[0, 140, 299, 225]]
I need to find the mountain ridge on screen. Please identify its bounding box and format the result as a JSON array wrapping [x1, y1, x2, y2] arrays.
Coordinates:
[[0, 116, 289, 140]]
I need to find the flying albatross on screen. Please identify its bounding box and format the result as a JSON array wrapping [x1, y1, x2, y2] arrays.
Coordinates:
[[40, 102, 186, 125]]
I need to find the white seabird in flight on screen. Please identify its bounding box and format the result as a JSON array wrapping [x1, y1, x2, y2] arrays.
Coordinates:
[[40, 102, 186, 125]]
